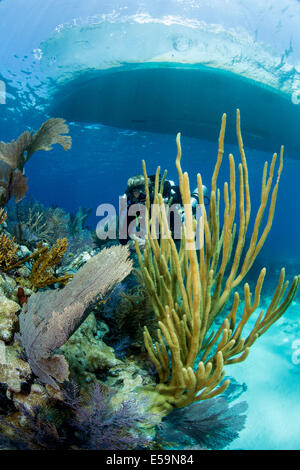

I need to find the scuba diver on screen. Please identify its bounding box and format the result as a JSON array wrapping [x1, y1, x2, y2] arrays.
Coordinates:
[[119, 173, 209, 246]]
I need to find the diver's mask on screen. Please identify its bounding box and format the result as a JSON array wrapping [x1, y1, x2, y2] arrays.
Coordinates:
[[126, 184, 146, 203]]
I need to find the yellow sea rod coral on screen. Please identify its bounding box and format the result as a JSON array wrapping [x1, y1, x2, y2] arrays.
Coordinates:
[[136, 109, 300, 414]]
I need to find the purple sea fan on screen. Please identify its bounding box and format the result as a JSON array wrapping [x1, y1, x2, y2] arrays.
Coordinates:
[[73, 383, 155, 450], [163, 397, 248, 450]]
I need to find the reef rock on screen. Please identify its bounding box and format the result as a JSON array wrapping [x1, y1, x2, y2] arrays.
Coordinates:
[[69, 251, 92, 271], [107, 359, 156, 409], [0, 295, 20, 342], [0, 340, 32, 394], [61, 313, 121, 387], [12, 382, 50, 414], [0, 273, 18, 301]]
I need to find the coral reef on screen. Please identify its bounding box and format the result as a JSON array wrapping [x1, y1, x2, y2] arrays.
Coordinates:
[[16, 245, 133, 390], [0, 208, 18, 271], [7, 198, 95, 263], [9, 199, 70, 246], [0, 238, 159, 450], [10, 199, 88, 242], [61, 313, 121, 388], [1, 109, 298, 450], [60, 313, 159, 436], [0, 121, 163, 449], [0, 381, 158, 450], [135, 110, 300, 414], [0, 340, 32, 394]]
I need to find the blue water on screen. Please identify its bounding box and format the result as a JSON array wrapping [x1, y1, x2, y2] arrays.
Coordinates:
[[0, 0, 300, 450]]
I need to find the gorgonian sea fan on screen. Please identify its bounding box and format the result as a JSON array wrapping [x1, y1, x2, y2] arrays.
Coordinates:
[[163, 397, 248, 450], [73, 383, 156, 450], [16, 245, 133, 389]]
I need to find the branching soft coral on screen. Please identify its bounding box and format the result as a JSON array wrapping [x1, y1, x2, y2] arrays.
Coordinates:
[[29, 239, 73, 288], [4, 237, 73, 288], [0, 118, 71, 206], [0, 208, 18, 271]]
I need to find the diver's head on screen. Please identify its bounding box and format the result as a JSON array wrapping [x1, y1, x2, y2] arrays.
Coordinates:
[[191, 184, 208, 197], [126, 174, 148, 201], [191, 184, 209, 206]]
